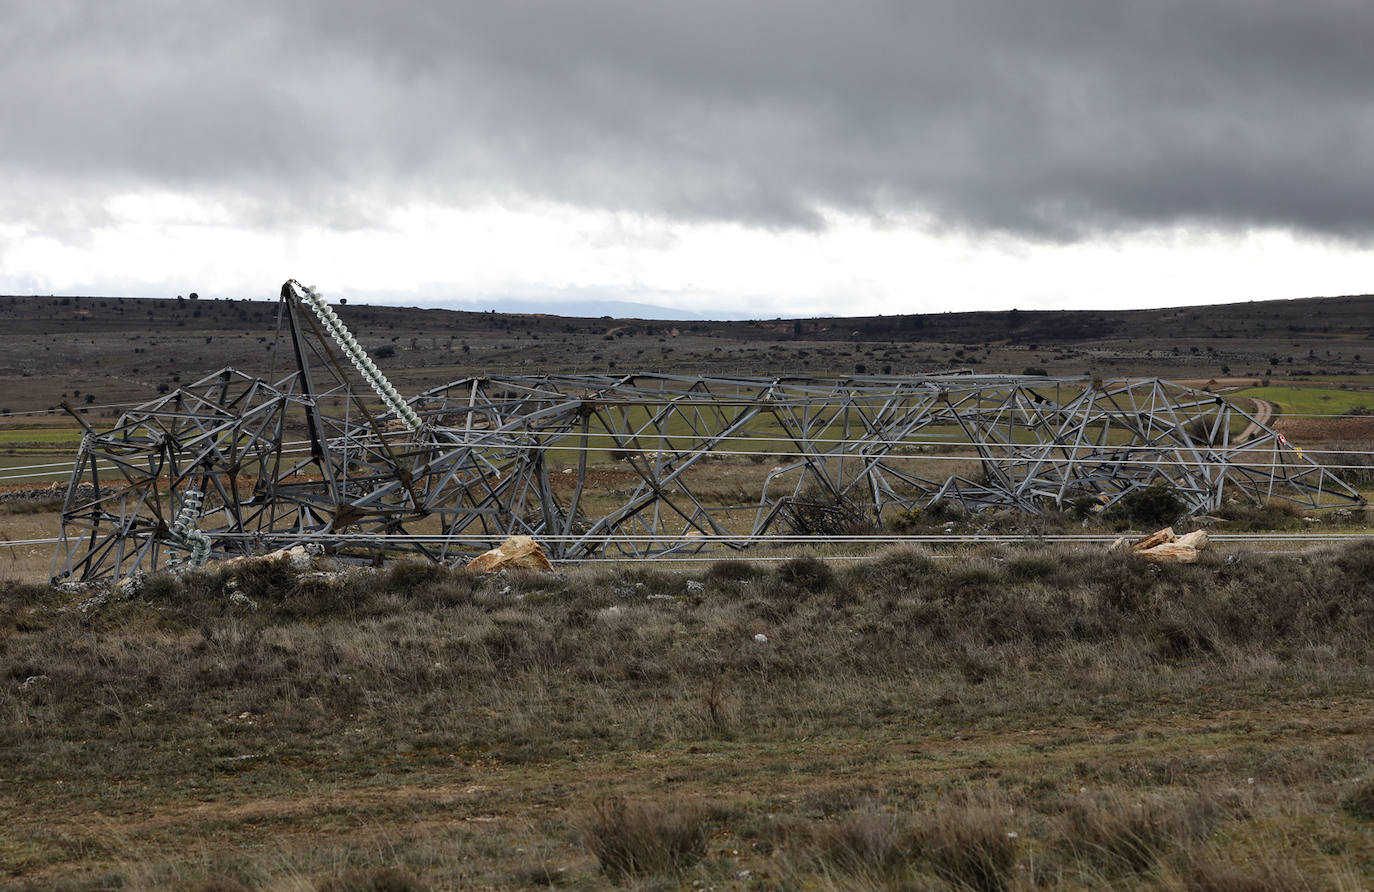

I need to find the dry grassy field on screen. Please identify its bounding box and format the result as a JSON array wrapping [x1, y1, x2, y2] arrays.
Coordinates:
[[2, 545, 1372, 889]]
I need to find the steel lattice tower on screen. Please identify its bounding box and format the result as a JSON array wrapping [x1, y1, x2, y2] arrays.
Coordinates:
[[52, 283, 1364, 581]]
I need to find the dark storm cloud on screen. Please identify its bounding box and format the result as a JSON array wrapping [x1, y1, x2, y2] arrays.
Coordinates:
[[5, 0, 1374, 238]]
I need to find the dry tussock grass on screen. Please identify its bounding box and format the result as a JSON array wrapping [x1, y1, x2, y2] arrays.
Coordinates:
[[1061, 791, 1217, 874], [1, 542, 1372, 887], [579, 796, 710, 880]]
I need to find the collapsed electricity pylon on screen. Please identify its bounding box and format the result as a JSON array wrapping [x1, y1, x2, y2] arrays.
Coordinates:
[[53, 281, 1364, 581]]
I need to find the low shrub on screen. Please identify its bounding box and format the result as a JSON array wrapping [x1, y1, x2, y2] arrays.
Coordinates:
[[1216, 499, 1300, 531], [1340, 779, 1374, 821], [1063, 793, 1216, 874], [317, 868, 429, 892], [810, 807, 918, 878], [845, 546, 937, 592], [229, 555, 297, 599], [1177, 856, 1308, 892], [384, 560, 451, 594], [773, 555, 835, 593], [1007, 552, 1058, 581], [703, 559, 764, 584], [580, 797, 710, 879], [1105, 484, 1185, 530], [919, 802, 1019, 892], [1152, 617, 1217, 661]]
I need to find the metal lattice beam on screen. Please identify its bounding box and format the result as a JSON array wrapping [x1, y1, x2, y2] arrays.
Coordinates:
[[52, 285, 1365, 581]]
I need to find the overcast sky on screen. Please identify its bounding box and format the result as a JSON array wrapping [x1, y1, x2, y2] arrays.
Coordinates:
[[3, 1, 1373, 317]]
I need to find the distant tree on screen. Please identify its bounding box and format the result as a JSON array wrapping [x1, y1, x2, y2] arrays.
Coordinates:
[[84, 393, 96, 404], [339, 298, 347, 305], [188, 292, 199, 300], [1021, 366, 1049, 376]]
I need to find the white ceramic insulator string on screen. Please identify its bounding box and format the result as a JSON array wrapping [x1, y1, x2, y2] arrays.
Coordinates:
[[170, 489, 210, 570], [296, 285, 423, 432]]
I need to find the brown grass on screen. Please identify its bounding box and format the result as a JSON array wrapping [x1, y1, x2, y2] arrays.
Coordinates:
[[578, 797, 711, 880], [1, 542, 1372, 887], [1341, 779, 1374, 822], [919, 801, 1019, 892], [806, 806, 919, 878], [1062, 791, 1217, 874]]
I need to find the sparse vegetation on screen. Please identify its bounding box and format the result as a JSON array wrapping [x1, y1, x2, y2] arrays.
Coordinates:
[[1, 542, 1371, 886], [1342, 779, 1374, 822], [1105, 482, 1186, 529], [580, 797, 710, 879], [1063, 792, 1216, 875]]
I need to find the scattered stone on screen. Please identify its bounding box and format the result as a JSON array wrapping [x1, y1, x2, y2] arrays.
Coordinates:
[[114, 574, 146, 599], [646, 593, 675, 601], [597, 605, 624, 620], [0, 482, 94, 505], [1133, 527, 1175, 551], [296, 571, 345, 585], [685, 580, 705, 595], [76, 591, 112, 614], [19, 674, 49, 691], [753, 633, 769, 644], [225, 542, 323, 570], [227, 592, 258, 612], [1137, 542, 1201, 563], [465, 536, 554, 573], [1175, 530, 1209, 549], [266, 544, 316, 569], [1126, 527, 1210, 563]]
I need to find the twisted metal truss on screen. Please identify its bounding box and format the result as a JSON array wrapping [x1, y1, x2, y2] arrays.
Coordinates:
[[53, 287, 1364, 581]]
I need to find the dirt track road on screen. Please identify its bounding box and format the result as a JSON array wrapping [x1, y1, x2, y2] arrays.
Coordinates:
[[1239, 397, 1275, 442]]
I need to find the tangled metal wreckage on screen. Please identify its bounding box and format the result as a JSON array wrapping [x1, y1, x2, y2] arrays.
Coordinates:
[[53, 281, 1363, 581]]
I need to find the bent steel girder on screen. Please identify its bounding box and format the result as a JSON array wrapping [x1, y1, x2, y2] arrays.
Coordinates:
[[53, 295, 1364, 582]]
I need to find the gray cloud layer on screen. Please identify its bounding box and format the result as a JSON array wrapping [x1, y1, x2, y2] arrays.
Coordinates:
[[5, 0, 1374, 238]]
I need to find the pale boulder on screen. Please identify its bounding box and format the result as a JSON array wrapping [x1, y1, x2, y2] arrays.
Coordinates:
[[465, 536, 554, 573]]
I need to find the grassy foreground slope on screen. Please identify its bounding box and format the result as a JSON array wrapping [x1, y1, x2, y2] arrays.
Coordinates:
[[2, 546, 1372, 889]]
